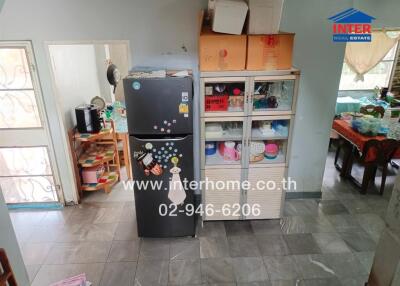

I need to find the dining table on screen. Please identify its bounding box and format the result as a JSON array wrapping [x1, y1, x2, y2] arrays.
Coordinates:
[[332, 119, 400, 182]]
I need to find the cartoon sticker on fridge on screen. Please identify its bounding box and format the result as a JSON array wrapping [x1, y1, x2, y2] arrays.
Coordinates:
[[168, 156, 186, 205], [136, 142, 183, 178]]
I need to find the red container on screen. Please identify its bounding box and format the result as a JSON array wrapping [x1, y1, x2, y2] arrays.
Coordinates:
[[205, 95, 229, 111]]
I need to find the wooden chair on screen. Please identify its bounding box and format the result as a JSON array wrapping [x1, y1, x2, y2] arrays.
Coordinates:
[[350, 139, 400, 194], [0, 248, 17, 286], [360, 105, 385, 118]]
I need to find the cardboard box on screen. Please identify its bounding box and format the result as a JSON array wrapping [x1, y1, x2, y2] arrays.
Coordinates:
[[247, 0, 284, 34], [212, 0, 248, 35], [246, 33, 294, 70], [199, 12, 247, 71]]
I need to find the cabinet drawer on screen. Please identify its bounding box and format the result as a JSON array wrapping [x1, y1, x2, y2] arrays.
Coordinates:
[[203, 168, 242, 220], [246, 167, 285, 219]]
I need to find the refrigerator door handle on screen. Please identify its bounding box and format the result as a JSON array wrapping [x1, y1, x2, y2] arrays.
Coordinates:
[[132, 136, 190, 142]]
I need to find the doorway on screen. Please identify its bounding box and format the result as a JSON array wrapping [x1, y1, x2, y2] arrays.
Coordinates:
[[0, 41, 62, 205]]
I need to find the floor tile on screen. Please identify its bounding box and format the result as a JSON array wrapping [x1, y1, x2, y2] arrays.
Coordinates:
[[256, 235, 290, 256], [317, 200, 349, 215], [31, 263, 105, 286], [355, 213, 386, 243], [65, 207, 102, 225], [196, 221, 227, 237], [231, 257, 269, 283], [341, 199, 370, 214], [108, 240, 140, 262], [263, 256, 300, 281], [224, 221, 254, 236], [13, 224, 35, 244], [140, 238, 170, 260], [270, 281, 300, 286], [44, 241, 111, 264], [320, 191, 337, 201], [325, 214, 363, 233], [118, 203, 136, 223], [293, 255, 336, 279], [20, 243, 53, 265], [201, 257, 235, 284], [99, 262, 136, 286], [283, 200, 319, 216], [27, 225, 65, 243], [169, 259, 201, 285], [339, 231, 376, 252], [56, 223, 117, 242], [200, 236, 230, 258], [40, 210, 72, 225], [21, 243, 53, 265], [93, 207, 124, 224], [251, 220, 282, 235], [322, 253, 367, 278], [239, 282, 272, 286], [284, 234, 322, 255], [298, 278, 342, 286], [227, 235, 261, 257], [339, 275, 369, 286], [354, 251, 375, 273], [26, 264, 41, 283], [114, 222, 139, 240], [9, 211, 47, 227], [280, 216, 334, 234], [134, 259, 169, 286], [312, 233, 351, 254], [170, 238, 200, 260]]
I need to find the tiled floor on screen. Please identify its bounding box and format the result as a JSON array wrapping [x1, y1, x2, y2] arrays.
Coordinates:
[[9, 151, 395, 286]]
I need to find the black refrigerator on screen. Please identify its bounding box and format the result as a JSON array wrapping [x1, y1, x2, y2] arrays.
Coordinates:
[[124, 76, 195, 237]]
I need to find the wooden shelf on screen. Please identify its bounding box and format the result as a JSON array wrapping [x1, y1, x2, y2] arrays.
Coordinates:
[[74, 128, 113, 142], [68, 120, 121, 199], [78, 146, 115, 167], [81, 172, 119, 192]]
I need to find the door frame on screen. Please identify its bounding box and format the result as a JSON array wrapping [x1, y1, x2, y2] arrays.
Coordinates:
[[43, 40, 131, 202], [0, 40, 65, 204]]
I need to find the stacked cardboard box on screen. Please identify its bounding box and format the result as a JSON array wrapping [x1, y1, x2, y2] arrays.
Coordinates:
[[199, 11, 247, 71], [199, 2, 295, 72]]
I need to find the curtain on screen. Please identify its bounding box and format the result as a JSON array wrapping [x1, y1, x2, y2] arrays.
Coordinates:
[[344, 31, 400, 82]]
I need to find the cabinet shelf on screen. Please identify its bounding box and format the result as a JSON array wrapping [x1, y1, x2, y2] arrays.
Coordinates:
[[249, 152, 286, 166], [205, 152, 241, 167], [205, 135, 243, 142], [251, 129, 288, 141], [200, 70, 299, 220]]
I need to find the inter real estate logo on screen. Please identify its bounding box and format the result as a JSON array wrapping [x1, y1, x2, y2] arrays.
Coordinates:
[[328, 8, 375, 42]]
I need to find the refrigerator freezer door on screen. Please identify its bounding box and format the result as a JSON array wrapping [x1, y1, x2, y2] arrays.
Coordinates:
[[124, 77, 193, 135], [130, 135, 195, 237]]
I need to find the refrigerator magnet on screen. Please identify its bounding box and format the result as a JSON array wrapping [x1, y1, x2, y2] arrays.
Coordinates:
[[179, 103, 189, 114], [182, 92, 189, 102]]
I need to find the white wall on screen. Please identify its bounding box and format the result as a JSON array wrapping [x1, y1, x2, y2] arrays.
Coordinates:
[[0, 0, 207, 202], [49, 45, 102, 130], [281, 0, 352, 194], [0, 187, 29, 286]]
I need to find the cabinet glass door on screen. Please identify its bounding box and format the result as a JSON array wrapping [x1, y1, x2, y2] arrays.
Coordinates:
[[252, 77, 295, 115], [203, 119, 244, 167], [203, 78, 246, 117], [248, 117, 290, 166]]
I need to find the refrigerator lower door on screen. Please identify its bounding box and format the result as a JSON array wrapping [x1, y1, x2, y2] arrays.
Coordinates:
[[130, 135, 195, 237]]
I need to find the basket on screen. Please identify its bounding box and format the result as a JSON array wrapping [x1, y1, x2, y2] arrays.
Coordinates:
[[205, 95, 229, 111]]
